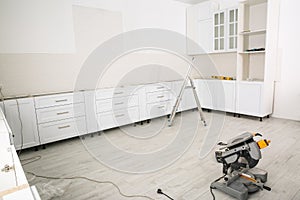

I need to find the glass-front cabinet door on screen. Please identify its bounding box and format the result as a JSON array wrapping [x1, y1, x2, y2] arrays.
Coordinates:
[[213, 11, 225, 52], [228, 8, 238, 50]]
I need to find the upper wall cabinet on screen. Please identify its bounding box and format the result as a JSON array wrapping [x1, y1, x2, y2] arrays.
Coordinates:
[[187, 1, 218, 55], [213, 7, 238, 52], [187, 1, 239, 55]]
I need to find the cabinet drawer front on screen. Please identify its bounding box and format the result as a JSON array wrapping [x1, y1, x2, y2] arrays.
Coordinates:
[[96, 95, 139, 113], [39, 117, 87, 144], [95, 87, 138, 100], [97, 107, 139, 130], [146, 101, 172, 118], [146, 91, 172, 103], [35, 92, 84, 108], [145, 83, 172, 93], [36, 103, 85, 124]]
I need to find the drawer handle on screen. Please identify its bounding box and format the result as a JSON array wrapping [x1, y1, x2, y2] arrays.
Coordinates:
[[114, 92, 124, 95], [115, 114, 125, 118], [55, 99, 68, 103], [58, 125, 70, 129], [157, 95, 165, 98], [157, 86, 164, 89], [157, 106, 165, 109], [114, 102, 124, 105], [57, 111, 69, 115]]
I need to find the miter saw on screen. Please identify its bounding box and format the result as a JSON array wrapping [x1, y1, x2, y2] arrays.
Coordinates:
[[210, 132, 271, 200]]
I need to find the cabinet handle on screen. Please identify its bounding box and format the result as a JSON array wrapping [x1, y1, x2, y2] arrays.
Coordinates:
[[157, 106, 165, 109], [114, 92, 124, 95], [55, 99, 68, 103], [57, 111, 69, 115], [157, 86, 164, 89], [58, 125, 70, 129], [157, 95, 165, 98], [115, 114, 125, 118], [114, 102, 124, 105]]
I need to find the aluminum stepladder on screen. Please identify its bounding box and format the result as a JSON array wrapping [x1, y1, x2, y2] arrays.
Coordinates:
[[168, 60, 207, 127]]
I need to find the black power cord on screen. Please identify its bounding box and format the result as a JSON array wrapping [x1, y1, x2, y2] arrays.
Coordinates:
[[157, 188, 174, 200], [21, 155, 42, 166], [209, 174, 226, 200], [26, 171, 155, 200]]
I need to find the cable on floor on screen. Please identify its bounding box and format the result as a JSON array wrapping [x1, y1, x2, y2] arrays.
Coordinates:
[[209, 174, 226, 200], [21, 155, 42, 166], [26, 171, 155, 200]]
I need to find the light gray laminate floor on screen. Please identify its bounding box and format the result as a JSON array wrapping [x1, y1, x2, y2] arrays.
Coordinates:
[[20, 111, 300, 200]]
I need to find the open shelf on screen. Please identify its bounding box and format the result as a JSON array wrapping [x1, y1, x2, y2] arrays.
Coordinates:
[[239, 51, 265, 54], [239, 29, 266, 36]]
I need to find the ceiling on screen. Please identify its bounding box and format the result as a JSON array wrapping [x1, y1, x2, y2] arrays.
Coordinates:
[[172, 0, 207, 4]]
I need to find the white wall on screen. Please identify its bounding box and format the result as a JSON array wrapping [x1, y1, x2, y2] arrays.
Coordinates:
[[272, 0, 300, 121], [0, 0, 75, 53], [72, 0, 188, 35], [0, 6, 123, 97], [0, 0, 190, 97]]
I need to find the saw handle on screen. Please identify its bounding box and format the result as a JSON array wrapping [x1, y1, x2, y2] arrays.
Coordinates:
[[263, 185, 271, 191]]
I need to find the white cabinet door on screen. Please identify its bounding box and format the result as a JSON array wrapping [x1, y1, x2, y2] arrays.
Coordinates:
[[84, 91, 98, 133], [4, 98, 40, 150], [227, 8, 238, 51], [181, 87, 197, 111], [187, 2, 217, 55], [222, 81, 236, 112], [170, 81, 187, 112], [198, 19, 213, 53], [213, 10, 226, 52], [197, 80, 213, 109], [197, 80, 235, 112], [214, 81, 236, 112], [0, 102, 3, 113], [236, 82, 263, 116]]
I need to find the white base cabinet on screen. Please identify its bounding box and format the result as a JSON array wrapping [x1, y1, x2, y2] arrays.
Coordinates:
[[35, 92, 87, 145], [84, 91, 98, 133], [197, 80, 236, 112], [2, 79, 271, 149], [236, 81, 267, 117], [4, 98, 40, 150]]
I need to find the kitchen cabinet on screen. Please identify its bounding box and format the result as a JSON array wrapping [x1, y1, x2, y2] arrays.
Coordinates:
[[4, 98, 40, 150]]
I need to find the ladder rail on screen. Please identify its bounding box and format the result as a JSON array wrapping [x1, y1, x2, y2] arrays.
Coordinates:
[[189, 77, 207, 126], [168, 65, 192, 126], [168, 61, 206, 127]]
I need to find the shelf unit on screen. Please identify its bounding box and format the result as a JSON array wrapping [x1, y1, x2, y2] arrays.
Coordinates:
[[186, 0, 275, 120], [237, 0, 268, 81], [235, 0, 275, 119]]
